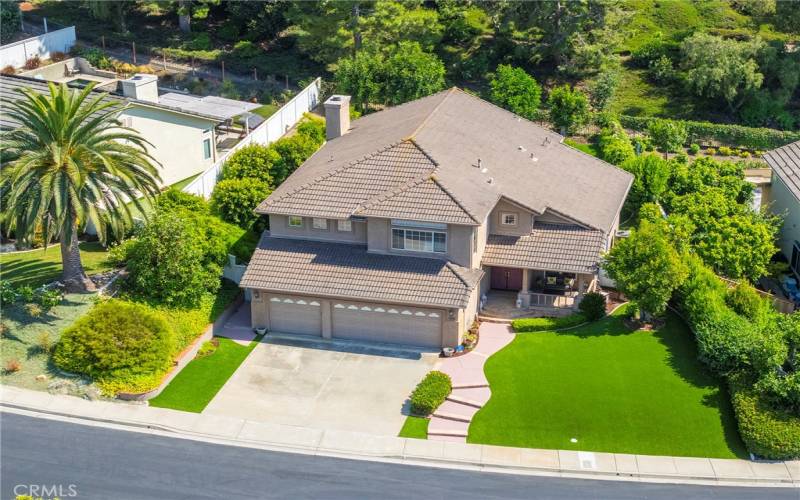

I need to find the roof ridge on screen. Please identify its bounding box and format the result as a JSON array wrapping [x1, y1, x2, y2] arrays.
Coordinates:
[[429, 175, 481, 224], [355, 171, 432, 213], [260, 140, 407, 209], [445, 261, 476, 290], [405, 87, 457, 140]]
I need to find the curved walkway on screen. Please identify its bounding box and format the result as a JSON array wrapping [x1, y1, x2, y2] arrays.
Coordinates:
[[429, 323, 515, 442]]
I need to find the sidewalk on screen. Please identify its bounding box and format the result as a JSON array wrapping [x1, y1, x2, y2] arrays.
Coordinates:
[[2, 386, 797, 487]]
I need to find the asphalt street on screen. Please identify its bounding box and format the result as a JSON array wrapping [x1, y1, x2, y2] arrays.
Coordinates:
[[1, 412, 796, 500]]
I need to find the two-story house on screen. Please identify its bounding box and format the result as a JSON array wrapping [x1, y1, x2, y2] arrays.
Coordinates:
[[764, 141, 800, 278], [240, 88, 633, 349]]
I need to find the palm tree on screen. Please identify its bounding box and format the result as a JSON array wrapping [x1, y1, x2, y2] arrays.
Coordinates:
[[1, 82, 161, 292]]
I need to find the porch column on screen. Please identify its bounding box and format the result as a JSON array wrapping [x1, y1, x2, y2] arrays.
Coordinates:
[[522, 269, 531, 291]]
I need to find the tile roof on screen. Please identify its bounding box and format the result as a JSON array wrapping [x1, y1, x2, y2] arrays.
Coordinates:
[[355, 175, 479, 225], [258, 87, 632, 232], [240, 233, 483, 309], [257, 141, 437, 219], [764, 141, 800, 201], [481, 224, 605, 274]]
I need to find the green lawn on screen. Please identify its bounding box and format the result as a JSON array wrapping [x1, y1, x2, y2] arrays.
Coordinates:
[[564, 139, 600, 158], [399, 416, 429, 439], [149, 336, 258, 412], [252, 104, 280, 119], [0, 242, 113, 287], [468, 309, 747, 458]]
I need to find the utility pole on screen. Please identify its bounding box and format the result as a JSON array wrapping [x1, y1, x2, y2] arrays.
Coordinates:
[[221, 60, 225, 81], [101, 35, 105, 51], [132, 42, 136, 64]]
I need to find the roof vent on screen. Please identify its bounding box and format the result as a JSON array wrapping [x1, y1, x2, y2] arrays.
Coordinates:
[[476, 158, 482, 168], [530, 154, 538, 162], [481, 167, 488, 174], [487, 177, 494, 184], [518, 146, 526, 152], [542, 137, 551, 146]]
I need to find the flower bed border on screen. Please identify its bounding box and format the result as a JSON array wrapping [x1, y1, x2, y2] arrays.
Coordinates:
[[117, 294, 244, 401]]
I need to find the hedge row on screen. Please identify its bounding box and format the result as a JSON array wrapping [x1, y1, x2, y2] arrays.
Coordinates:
[[512, 313, 587, 333], [729, 375, 800, 460], [409, 371, 451, 416], [618, 115, 800, 150]]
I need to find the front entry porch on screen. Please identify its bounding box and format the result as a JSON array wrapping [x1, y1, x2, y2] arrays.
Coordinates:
[[481, 266, 599, 319]]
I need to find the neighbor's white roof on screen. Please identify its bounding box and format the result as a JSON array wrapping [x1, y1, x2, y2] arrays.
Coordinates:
[[158, 93, 260, 121]]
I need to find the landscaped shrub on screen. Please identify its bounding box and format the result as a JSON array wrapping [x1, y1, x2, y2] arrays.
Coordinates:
[[17, 285, 35, 303], [4, 358, 21, 373], [409, 371, 452, 416], [597, 121, 635, 166], [24, 303, 42, 318], [210, 178, 272, 229], [107, 238, 139, 267], [23, 56, 41, 70], [705, 147, 717, 156], [221, 144, 278, 185], [578, 292, 606, 321], [718, 146, 733, 156], [271, 134, 322, 185], [36, 289, 62, 311], [50, 51, 67, 62], [1, 65, 15, 75], [512, 313, 587, 333], [0, 281, 16, 305], [689, 143, 700, 154], [36, 331, 53, 353], [155, 188, 210, 214], [730, 375, 800, 459], [125, 212, 222, 306], [296, 113, 326, 145], [619, 115, 800, 151], [726, 282, 766, 320], [53, 300, 174, 391]]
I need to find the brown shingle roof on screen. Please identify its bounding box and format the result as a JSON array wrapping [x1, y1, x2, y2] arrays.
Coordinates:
[[356, 174, 479, 225], [240, 233, 482, 308], [764, 141, 800, 201], [256, 141, 436, 218], [481, 224, 605, 274], [258, 87, 632, 232]]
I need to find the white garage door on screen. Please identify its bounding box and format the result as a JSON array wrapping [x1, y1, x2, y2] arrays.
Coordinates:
[[332, 302, 442, 348], [268, 296, 322, 336]]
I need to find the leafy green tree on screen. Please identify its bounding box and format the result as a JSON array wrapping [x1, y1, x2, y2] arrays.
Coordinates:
[[647, 119, 687, 158], [489, 65, 542, 120], [271, 134, 322, 186], [383, 42, 446, 105], [287, 1, 360, 64], [597, 120, 634, 165], [361, 1, 443, 53], [1, 83, 160, 292], [221, 144, 278, 186], [126, 211, 222, 306], [620, 154, 670, 212], [223, 1, 290, 41], [210, 178, 272, 229], [588, 69, 620, 111], [0, 1, 21, 43], [603, 219, 689, 319], [547, 85, 590, 135], [680, 33, 765, 112], [335, 50, 384, 113]]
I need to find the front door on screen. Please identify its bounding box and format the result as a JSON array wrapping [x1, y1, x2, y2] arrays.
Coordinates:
[[491, 267, 523, 291]]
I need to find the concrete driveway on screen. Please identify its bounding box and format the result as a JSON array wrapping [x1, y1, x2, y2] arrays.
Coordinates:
[[203, 335, 437, 436]]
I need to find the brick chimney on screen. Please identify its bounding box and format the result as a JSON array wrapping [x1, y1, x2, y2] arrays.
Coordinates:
[[324, 95, 350, 140]]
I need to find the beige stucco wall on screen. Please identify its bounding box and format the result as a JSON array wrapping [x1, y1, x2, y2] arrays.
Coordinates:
[[488, 199, 534, 236], [770, 172, 800, 259], [269, 215, 367, 243], [472, 215, 489, 267], [120, 105, 217, 187], [366, 217, 473, 266], [447, 224, 473, 267]]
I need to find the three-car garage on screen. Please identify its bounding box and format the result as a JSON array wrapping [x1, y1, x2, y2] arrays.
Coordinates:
[[254, 293, 445, 349]]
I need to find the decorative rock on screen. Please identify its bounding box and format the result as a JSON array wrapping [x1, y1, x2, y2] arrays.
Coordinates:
[[47, 379, 77, 395], [35, 374, 48, 381], [82, 386, 102, 401]]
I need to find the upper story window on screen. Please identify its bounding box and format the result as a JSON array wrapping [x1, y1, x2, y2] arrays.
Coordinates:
[[312, 218, 328, 230], [337, 220, 352, 232], [391, 220, 447, 254], [288, 216, 303, 228], [202, 138, 212, 160], [501, 212, 517, 226]]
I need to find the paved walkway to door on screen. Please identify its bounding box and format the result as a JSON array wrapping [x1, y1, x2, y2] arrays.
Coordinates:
[[429, 322, 515, 442]]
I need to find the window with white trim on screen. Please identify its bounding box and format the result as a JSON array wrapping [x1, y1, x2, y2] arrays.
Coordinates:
[[288, 216, 303, 228], [202, 138, 212, 160], [501, 212, 517, 225], [312, 218, 327, 230], [337, 220, 352, 232], [391, 221, 447, 253]]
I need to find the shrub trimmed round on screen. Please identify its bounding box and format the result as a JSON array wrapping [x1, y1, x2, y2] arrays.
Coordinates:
[[210, 178, 272, 229], [730, 375, 800, 460], [54, 299, 174, 383], [410, 370, 452, 416], [578, 292, 606, 321]]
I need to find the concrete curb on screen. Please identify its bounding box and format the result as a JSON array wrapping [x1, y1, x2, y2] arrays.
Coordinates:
[[1, 387, 797, 488]]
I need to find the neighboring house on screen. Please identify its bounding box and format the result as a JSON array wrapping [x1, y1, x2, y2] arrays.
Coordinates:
[[764, 141, 800, 277], [0, 73, 259, 187], [240, 88, 633, 349]]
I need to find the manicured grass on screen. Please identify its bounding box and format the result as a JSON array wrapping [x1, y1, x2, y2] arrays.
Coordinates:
[[564, 139, 600, 158], [511, 313, 587, 333], [0, 242, 113, 288], [0, 292, 97, 391], [469, 309, 747, 458], [399, 416, 430, 439], [149, 336, 258, 412], [252, 104, 280, 119]]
